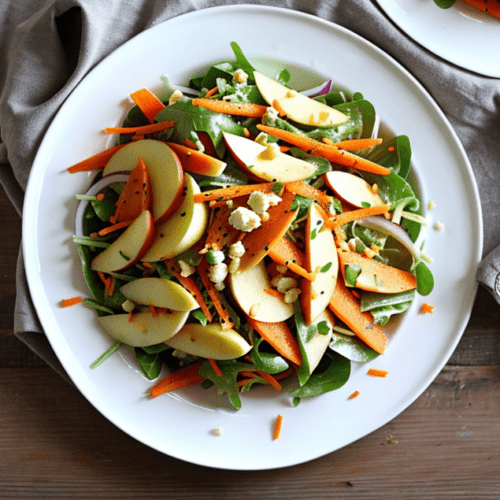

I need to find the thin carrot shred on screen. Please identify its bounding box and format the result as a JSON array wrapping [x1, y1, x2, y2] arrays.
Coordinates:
[[130, 88, 165, 124], [237, 377, 256, 388], [204, 86, 218, 98], [97, 219, 133, 237], [66, 144, 126, 173], [326, 138, 383, 151], [191, 98, 268, 118], [263, 288, 285, 301], [128, 311, 134, 323], [148, 304, 159, 318], [60, 296, 83, 308], [193, 183, 278, 203], [272, 99, 286, 117], [104, 120, 175, 136], [256, 371, 282, 391], [150, 361, 205, 398], [208, 358, 223, 377], [96, 193, 105, 201], [421, 303, 435, 314], [324, 204, 391, 229], [367, 368, 389, 378], [273, 414, 283, 440], [348, 390, 360, 400], [273, 367, 295, 381]]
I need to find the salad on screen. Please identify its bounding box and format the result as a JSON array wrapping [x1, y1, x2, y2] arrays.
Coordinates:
[[434, 0, 500, 19], [67, 42, 434, 411]]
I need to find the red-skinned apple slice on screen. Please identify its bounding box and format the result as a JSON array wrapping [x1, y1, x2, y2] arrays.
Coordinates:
[[324, 171, 384, 208], [254, 71, 348, 127], [102, 139, 184, 225], [223, 132, 317, 183], [91, 209, 155, 273]]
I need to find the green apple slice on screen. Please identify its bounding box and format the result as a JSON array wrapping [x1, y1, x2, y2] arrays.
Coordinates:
[[97, 310, 189, 347], [102, 139, 185, 225], [223, 132, 317, 182], [91, 209, 155, 273], [142, 173, 208, 262], [324, 171, 384, 208], [120, 277, 199, 311], [165, 323, 251, 360], [301, 204, 338, 324], [229, 259, 294, 322], [302, 310, 335, 374], [254, 71, 348, 127]]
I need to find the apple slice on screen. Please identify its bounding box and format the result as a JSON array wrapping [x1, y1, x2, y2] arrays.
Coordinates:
[[97, 310, 189, 347], [91, 210, 155, 273], [120, 277, 199, 311], [102, 139, 184, 225], [166, 142, 227, 177], [165, 323, 251, 360], [324, 171, 384, 208], [254, 71, 348, 127], [223, 132, 317, 183], [301, 310, 334, 374], [229, 259, 294, 323], [142, 173, 208, 262], [300, 204, 338, 324]]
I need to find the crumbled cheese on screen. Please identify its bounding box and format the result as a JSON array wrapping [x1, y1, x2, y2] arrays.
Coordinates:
[[168, 89, 183, 105], [276, 277, 298, 293], [208, 263, 228, 284], [433, 221, 444, 231], [214, 282, 226, 291], [228, 206, 261, 232], [233, 69, 248, 83], [226, 199, 234, 209], [212, 427, 224, 436], [228, 258, 240, 274], [263, 106, 279, 124], [121, 299, 136, 313], [247, 191, 282, 215], [178, 260, 196, 277], [348, 238, 358, 253], [254, 132, 269, 146], [271, 274, 283, 288], [207, 249, 225, 265], [284, 287, 301, 303], [428, 200, 437, 210], [228, 240, 246, 259]]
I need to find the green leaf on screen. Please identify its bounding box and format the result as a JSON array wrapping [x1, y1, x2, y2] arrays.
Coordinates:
[[344, 264, 362, 287], [191, 309, 209, 326], [290, 351, 350, 399], [141, 344, 170, 354], [230, 41, 257, 83], [317, 320, 331, 335], [135, 348, 162, 380], [329, 333, 379, 363], [365, 136, 412, 180], [415, 261, 434, 296], [360, 289, 416, 312], [320, 262, 333, 273], [91, 190, 119, 222], [90, 341, 122, 369], [249, 338, 289, 374]]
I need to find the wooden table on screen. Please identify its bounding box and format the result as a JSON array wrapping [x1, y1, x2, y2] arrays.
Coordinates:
[[1, 184, 499, 498]]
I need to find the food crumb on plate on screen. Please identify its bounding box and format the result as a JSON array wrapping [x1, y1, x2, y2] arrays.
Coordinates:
[[211, 427, 224, 436], [433, 221, 445, 231]]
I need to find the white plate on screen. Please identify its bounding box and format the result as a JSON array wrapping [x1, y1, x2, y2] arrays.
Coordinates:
[[23, 5, 482, 470], [376, 0, 500, 77]]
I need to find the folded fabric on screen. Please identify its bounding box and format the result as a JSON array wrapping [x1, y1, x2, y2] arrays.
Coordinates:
[[1, 0, 499, 378]]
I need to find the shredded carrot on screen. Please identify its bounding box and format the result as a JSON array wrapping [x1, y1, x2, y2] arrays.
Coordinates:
[[264, 288, 286, 301], [273, 367, 295, 381], [130, 88, 165, 124], [273, 414, 283, 440], [148, 304, 159, 318], [421, 303, 435, 314], [191, 98, 268, 118], [272, 99, 286, 117], [237, 378, 256, 388], [326, 138, 383, 151], [142, 261, 154, 269], [256, 124, 391, 176], [208, 358, 223, 377], [60, 296, 83, 308], [256, 371, 282, 392], [193, 183, 279, 203], [66, 144, 126, 173], [348, 390, 360, 400], [204, 86, 218, 98], [324, 204, 391, 229], [279, 145, 290, 153], [150, 361, 205, 398], [285, 180, 333, 212], [97, 219, 133, 237], [164, 260, 213, 322], [106, 276, 116, 297], [388, 146, 395, 152], [128, 311, 134, 323], [96, 193, 105, 201], [104, 120, 175, 136], [367, 368, 389, 378], [184, 138, 198, 149], [197, 258, 234, 330]]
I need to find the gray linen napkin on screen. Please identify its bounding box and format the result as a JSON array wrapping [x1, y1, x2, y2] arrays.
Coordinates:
[[1, 0, 499, 378]]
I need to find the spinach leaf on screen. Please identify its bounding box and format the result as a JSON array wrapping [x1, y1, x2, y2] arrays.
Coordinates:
[[135, 348, 163, 380], [230, 41, 257, 83], [329, 333, 379, 363], [249, 337, 289, 374], [91, 190, 119, 222], [360, 289, 415, 312], [364, 136, 412, 180], [290, 351, 350, 399], [415, 261, 434, 296], [294, 301, 319, 386], [369, 301, 413, 326]]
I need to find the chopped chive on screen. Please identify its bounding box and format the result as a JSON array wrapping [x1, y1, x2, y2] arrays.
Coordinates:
[[90, 340, 122, 369], [76, 194, 98, 201], [119, 251, 131, 261]]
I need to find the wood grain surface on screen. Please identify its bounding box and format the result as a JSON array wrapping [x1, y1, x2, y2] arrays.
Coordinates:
[[1, 184, 499, 499]]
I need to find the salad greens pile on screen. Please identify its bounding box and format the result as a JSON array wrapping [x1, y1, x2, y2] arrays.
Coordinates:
[[72, 42, 434, 410]]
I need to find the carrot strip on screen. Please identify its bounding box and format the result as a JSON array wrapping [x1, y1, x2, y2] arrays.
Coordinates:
[[148, 304, 159, 318], [462, 0, 500, 19], [257, 371, 282, 391], [256, 124, 391, 176], [324, 138, 383, 151], [128, 311, 134, 323], [197, 258, 234, 330], [208, 358, 223, 377], [150, 362, 205, 398], [104, 120, 175, 136], [130, 88, 165, 124], [272, 99, 286, 117], [67, 144, 126, 173], [204, 86, 218, 97], [267, 239, 316, 282], [163, 260, 213, 322], [97, 219, 133, 237], [349, 390, 360, 399], [324, 204, 390, 229], [421, 303, 434, 314], [96, 193, 105, 201], [285, 181, 333, 212], [274, 367, 295, 381], [237, 377, 256, 388], [264, 288, 286, 301], [106, 276, 116, 297], [194, 183, 278, 203], [367, 368, 389, 378], [60, 296, 83, 307], [191, 98, 268, 118], [273, 414, 283, 440]]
